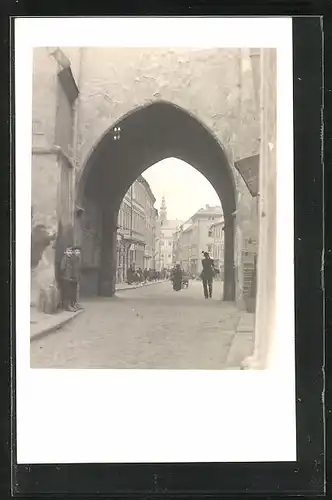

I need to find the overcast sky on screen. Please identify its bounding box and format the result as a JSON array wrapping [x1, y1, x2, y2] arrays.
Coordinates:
[[142, 158, 221, 221]]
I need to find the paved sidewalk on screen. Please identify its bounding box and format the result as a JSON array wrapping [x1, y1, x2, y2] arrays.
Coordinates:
[[30, 307, 84, 341], [30, 280, 164, 341], [224, 311, 255, 368]]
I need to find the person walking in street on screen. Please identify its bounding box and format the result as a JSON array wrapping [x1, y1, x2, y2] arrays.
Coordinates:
[[200, 251, 215, 299], [171, 263, 183, 292]]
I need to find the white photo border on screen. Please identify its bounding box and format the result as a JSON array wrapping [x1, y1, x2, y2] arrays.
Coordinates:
[[15, 17, 295, 464]]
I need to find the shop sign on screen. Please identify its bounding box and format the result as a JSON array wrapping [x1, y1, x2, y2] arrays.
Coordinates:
[[234, 154, 259, 197]]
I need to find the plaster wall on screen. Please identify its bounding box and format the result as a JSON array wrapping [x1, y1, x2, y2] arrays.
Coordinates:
[[243, 48, 277, 368], [75, 47, 259, 169], [31, 48, 80, 309], [31, 46, 260, 308], [32, 48, 58, 150]]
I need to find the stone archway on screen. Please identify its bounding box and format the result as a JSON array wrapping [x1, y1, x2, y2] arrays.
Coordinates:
[[76, 101, 237, 300]]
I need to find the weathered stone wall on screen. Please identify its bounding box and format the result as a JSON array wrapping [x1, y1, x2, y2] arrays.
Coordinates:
[[75, 47, 259, 167], [32, 49, 58, 150], [75, 194, 102, 296], [73, 47, 259, 302], [57, 47, 82, 84], [31, 46, 260, 307], [31, 48, 80, 311], [234, 171, 258, 306], [31, 152, 59, 227]]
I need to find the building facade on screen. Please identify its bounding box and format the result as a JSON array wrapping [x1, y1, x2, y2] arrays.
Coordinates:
[[173, 221, 192, 271], [188, 205, 223, 275], [116, 175, 157, 283], [155, 196, 183, 271], [173, 206, 223, 276], [210, 219, 225, 277], [30, 45, 261, 309]]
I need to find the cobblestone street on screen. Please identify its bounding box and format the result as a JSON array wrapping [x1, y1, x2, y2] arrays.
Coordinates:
[[30, 280, 247, 369]]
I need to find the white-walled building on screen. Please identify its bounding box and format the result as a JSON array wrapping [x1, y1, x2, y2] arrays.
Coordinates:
[[173, 220, 192, 271], [209, 218, 225, 277], [155, 196, 183, 271], [173, 205, 223, 275], [188, 205, 223, 275]]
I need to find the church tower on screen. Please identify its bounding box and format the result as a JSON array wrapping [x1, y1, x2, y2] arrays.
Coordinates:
[[159, 195, 167, 224]]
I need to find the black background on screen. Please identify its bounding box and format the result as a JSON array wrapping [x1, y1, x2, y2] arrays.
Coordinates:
[[0, 4, 328, 499]]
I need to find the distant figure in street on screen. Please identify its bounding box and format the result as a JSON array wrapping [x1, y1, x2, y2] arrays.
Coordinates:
[[143, 268, 149, 282], [127, 263, 135, 284], [171, 263, 183, 292], [137, 267, 144, 285], [126, 266, 132, 284], [200, 251, 215, 299], [182, 270, 190, 289]]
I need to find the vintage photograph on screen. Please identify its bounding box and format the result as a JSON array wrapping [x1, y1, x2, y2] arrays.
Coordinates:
[[29, 46, 276, 370], [16, 17, 296, 467]]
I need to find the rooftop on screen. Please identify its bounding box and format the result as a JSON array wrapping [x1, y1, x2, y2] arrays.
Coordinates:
[[182, 225, 193, 234], [190, 204, 223, 220], [137, 174, 156, 204], [209, 217, 224, 229], [160, 219, 184, 229]]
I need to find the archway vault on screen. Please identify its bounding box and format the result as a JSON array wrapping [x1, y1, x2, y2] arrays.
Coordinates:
[[76, 100, 236, 300]]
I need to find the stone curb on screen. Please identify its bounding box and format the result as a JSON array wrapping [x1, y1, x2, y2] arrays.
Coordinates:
[[224, 313, 255, 368], [115, 280, 165, 292], [30, 309, 84, 342]]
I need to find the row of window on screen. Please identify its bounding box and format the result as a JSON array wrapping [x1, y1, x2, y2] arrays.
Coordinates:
[[160, 253, 172, 259], [132, 182, 145, 208], [118, 208, 158, 251], [118, 204, 131, 231], [131, 181, 155, 214], [118, 201, 157, 232], [208, 227, 223, 238]]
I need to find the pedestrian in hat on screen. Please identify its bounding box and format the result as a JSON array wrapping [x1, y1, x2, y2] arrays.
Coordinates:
[[200, 251, 215, 299]]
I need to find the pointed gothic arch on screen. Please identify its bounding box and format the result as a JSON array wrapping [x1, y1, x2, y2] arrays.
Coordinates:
[[76, 100, 236, 300]]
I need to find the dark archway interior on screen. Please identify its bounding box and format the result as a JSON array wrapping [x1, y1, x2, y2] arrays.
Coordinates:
[[77, 101, 236, 300]]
